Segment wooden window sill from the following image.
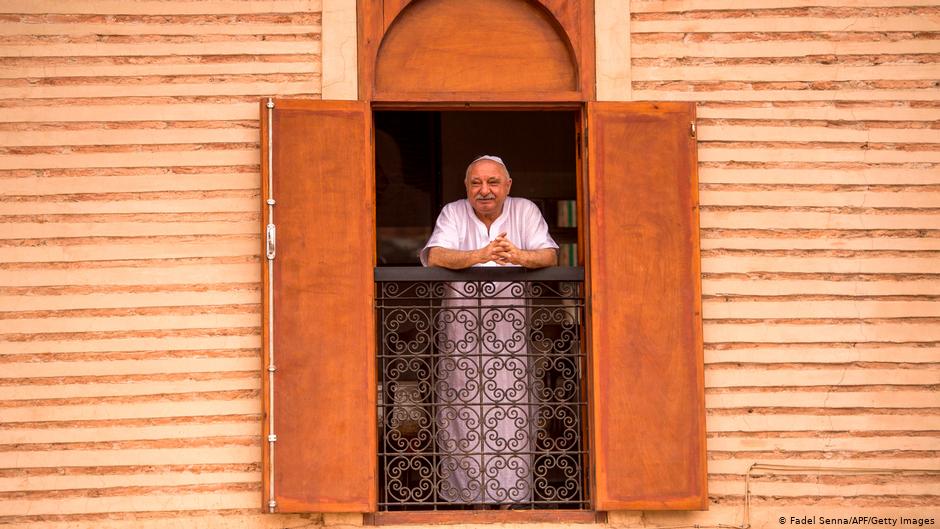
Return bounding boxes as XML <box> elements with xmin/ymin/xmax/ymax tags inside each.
<box><xmin>366</xmin><ymin>510</ymin><xmax>605</xmax><ymax>525</ymax></box>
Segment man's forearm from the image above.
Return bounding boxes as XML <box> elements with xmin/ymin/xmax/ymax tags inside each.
<box><xmin>516</xmin><ymin>248</ymin><xmax>557</xmax><ymax>268</ymax></box>
<box><xmin>427</xmin><ymin>246</ymin><xmax>557</xmax><ymax>269</ymax></box>
<box><xmin>426</xmin><ymin>247</ymin><xmax>482</xmax><ymax>269</ymax></box>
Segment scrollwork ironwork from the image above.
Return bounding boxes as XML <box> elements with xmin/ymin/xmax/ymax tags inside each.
<box><xmin>377</xmin><ymin>273</ymin><xmax>587</xmax><ymax>510</ymax></box>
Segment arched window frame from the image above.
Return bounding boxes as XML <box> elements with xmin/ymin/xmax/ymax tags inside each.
<box><xmin>260</xmin><ymin>0</ymin><xmax>707</xmax><ymax>519</ymax></box>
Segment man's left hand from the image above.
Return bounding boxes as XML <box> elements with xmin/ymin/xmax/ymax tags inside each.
<box><xmin>491</xmin><ymin>234</ymin><xmax>558</xmax><ymax>268</ymax></box>
<box><xmin>493</xmin><ymin>234</ymin><xmax>521</xmax><ymax>265</ymax></box>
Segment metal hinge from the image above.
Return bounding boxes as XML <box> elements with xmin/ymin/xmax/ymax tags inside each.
<box><xmin>690</xmin><ymin>121</ymin><xmax>697</xmax><ymax>138</ymax></box>
<box><xmin>266</xmin><ymin>223</ymin><xmax>276</xmax><ymax>260</ymax></box>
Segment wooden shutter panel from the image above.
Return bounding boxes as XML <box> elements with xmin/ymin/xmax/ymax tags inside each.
<box><xmin>587</xmin><ymin>102</ymin><xmax>707</xmax><ymax>510</ymax></box>
<box><xmin>262</xmin><ymin>100</ymin><xmax>376</xmax><ymax>512</ymax></box>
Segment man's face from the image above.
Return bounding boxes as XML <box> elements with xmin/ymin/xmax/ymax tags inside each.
<box><xmin>465</xmin><ymin>160</ymin><xmax>512</xmax><ymax>219</ymax></box>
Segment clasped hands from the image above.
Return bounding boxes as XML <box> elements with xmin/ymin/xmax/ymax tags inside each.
<box><xmin>477</xmin><ymin>232</ymin><xmax>522</xmax><ymax>266</ymax></box>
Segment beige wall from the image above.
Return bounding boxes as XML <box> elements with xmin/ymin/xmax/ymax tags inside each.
<box><xmin>1</xmin><ymin>0</ymin><xmax>938</xmax><ymax>527</ymax></box>
<box><xmin>628</xmin><ymin>1</ymin><xmax>940</xmax><ymax>525</ymax></box>
<box><xmin>0</xmin><ymin>0</ymin><xmax>320</xmax><ymax>526</ymax></box>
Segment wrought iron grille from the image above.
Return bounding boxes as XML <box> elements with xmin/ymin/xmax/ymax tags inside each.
<box><xmin>375</xmin><ymin>266</ymin><xmax>588</xmax><ymax>510</ymax></box>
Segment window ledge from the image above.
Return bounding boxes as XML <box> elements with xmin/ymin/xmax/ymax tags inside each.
<box><xmin>366</xmin><ymin>510</ymin><xmax>605</xmax><ymax>525</ymax></box>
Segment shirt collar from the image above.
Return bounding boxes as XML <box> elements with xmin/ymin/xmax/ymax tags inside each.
<box><xmin>467</xmin><ymin>196</ymin><xmax>511</xmax><ymax>238</ymax></box>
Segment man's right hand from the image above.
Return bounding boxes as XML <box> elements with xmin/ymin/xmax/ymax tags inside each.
<box><xmin>474</xmin><ymin>232</ymin><xmax>509</xmax><ymax>265</ymax></box>
<box><xmin>427</xmin><ymin>233</ymin><xmax>510</xmax><ymax>269</ymax></box>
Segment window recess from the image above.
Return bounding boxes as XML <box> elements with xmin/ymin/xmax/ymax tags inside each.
<box><xmin>261</xmin><ymin>99</ymin><xmax>706</xmax><ymax>515</ymax></box>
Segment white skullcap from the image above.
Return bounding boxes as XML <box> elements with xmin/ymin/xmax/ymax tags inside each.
<box><xmin>470</xmin><ymin>154</ymin><xmax>506</xmax><ymax>167</ymax></box>
<box><xmin>465</xmin><ymin>155</ymin><xmax>510</xmax><ymax>181</ymax></box>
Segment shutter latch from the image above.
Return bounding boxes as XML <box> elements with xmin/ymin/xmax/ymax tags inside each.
<box><xmin>690</xmin><ymin>121</ymin><xmax>696</xmax><ymax>138</ymax></box>
<box><xmin>266</xmin><ymin>221</ymin><xmax>276</xmax><ymax>260</ymax></box>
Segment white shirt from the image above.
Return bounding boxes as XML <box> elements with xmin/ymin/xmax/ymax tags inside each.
<box><xmin>421</xmin><ymin>195</ymin><xmax>557</xmax><ymax>502</ymax></box>
<box><xmin>420</xmin><ymin>196</ymin><xmax>558</xmax><ymax>266</ymax></box>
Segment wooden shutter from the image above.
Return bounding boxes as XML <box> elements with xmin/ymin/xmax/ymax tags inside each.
<box><xmin>586</xmin><ymin>102</ymin><xmax>706</xmax><ymax>510</ymax></box>
<box><xmin>261</xmin><ymin>100</ymin><xmax>376</xmax><ymax>512</ymax></box>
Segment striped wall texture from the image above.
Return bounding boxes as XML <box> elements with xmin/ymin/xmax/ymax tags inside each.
<box><xmin>1</xmin><ymin>1</ymin><xmax>320</xmax><ymax>527</ymax></box>
<box><xmin>627</xmin><ymin>0</ymin><xmax>940</xmax><ymax>526</ymax></box>
<box><xmin>1</xmin><ymin>0</ymin><xmax>938</xmax><ymax>528</ymax></box>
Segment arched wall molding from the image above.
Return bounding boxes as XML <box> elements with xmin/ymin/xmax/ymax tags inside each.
<box><xmin>358</xmin><ymin>0</ymin><xmax>595</xmax><ymax>102</ymax></box>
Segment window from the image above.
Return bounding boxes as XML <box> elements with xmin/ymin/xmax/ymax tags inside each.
<box><xmin>260</xmin><ymin>100</ymin><xmax>706</xmax><ymax>514</ymax></box>
<box><xmin>373</xmin><ymin>110</ymin><xmax>586</xmax><ymax>511</ymax></box>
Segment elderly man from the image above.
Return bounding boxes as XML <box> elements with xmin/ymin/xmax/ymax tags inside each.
<box><xmin>421</xmin><ymin>156</ymin><xmax>557</xmax><ymax>269</ymax></box>
<box><xmin>420</xmin><ymin>155</ymin><xmax>557</xmax><ymax>506</ymax></box>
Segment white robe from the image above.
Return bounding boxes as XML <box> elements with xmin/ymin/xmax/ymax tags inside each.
<box><xmin>421</xmin><ymin>197</ymin><xmax>558</xmax><ymax>503</ymax></box>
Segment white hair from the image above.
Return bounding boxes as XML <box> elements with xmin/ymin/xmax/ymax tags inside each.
<box><xmin>465</xmin><ymin>155</ymin><xmax>511</xmax><ymax>182</ymax></box>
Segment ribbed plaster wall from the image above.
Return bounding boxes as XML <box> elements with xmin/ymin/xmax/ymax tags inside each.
<box><xmin>1</xmin><ymin>1</ymin><xmax>320</xmax><ymax>527</ymax></box>
<box><xmin>621</xmin><ymin>1</ymin><xmax>939</xmax><ymax>527</ymax></box>
<box><xmin>0</xmin><ymin>0</ymin><xmax>938</xmax><ymax>528</ymax></box>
